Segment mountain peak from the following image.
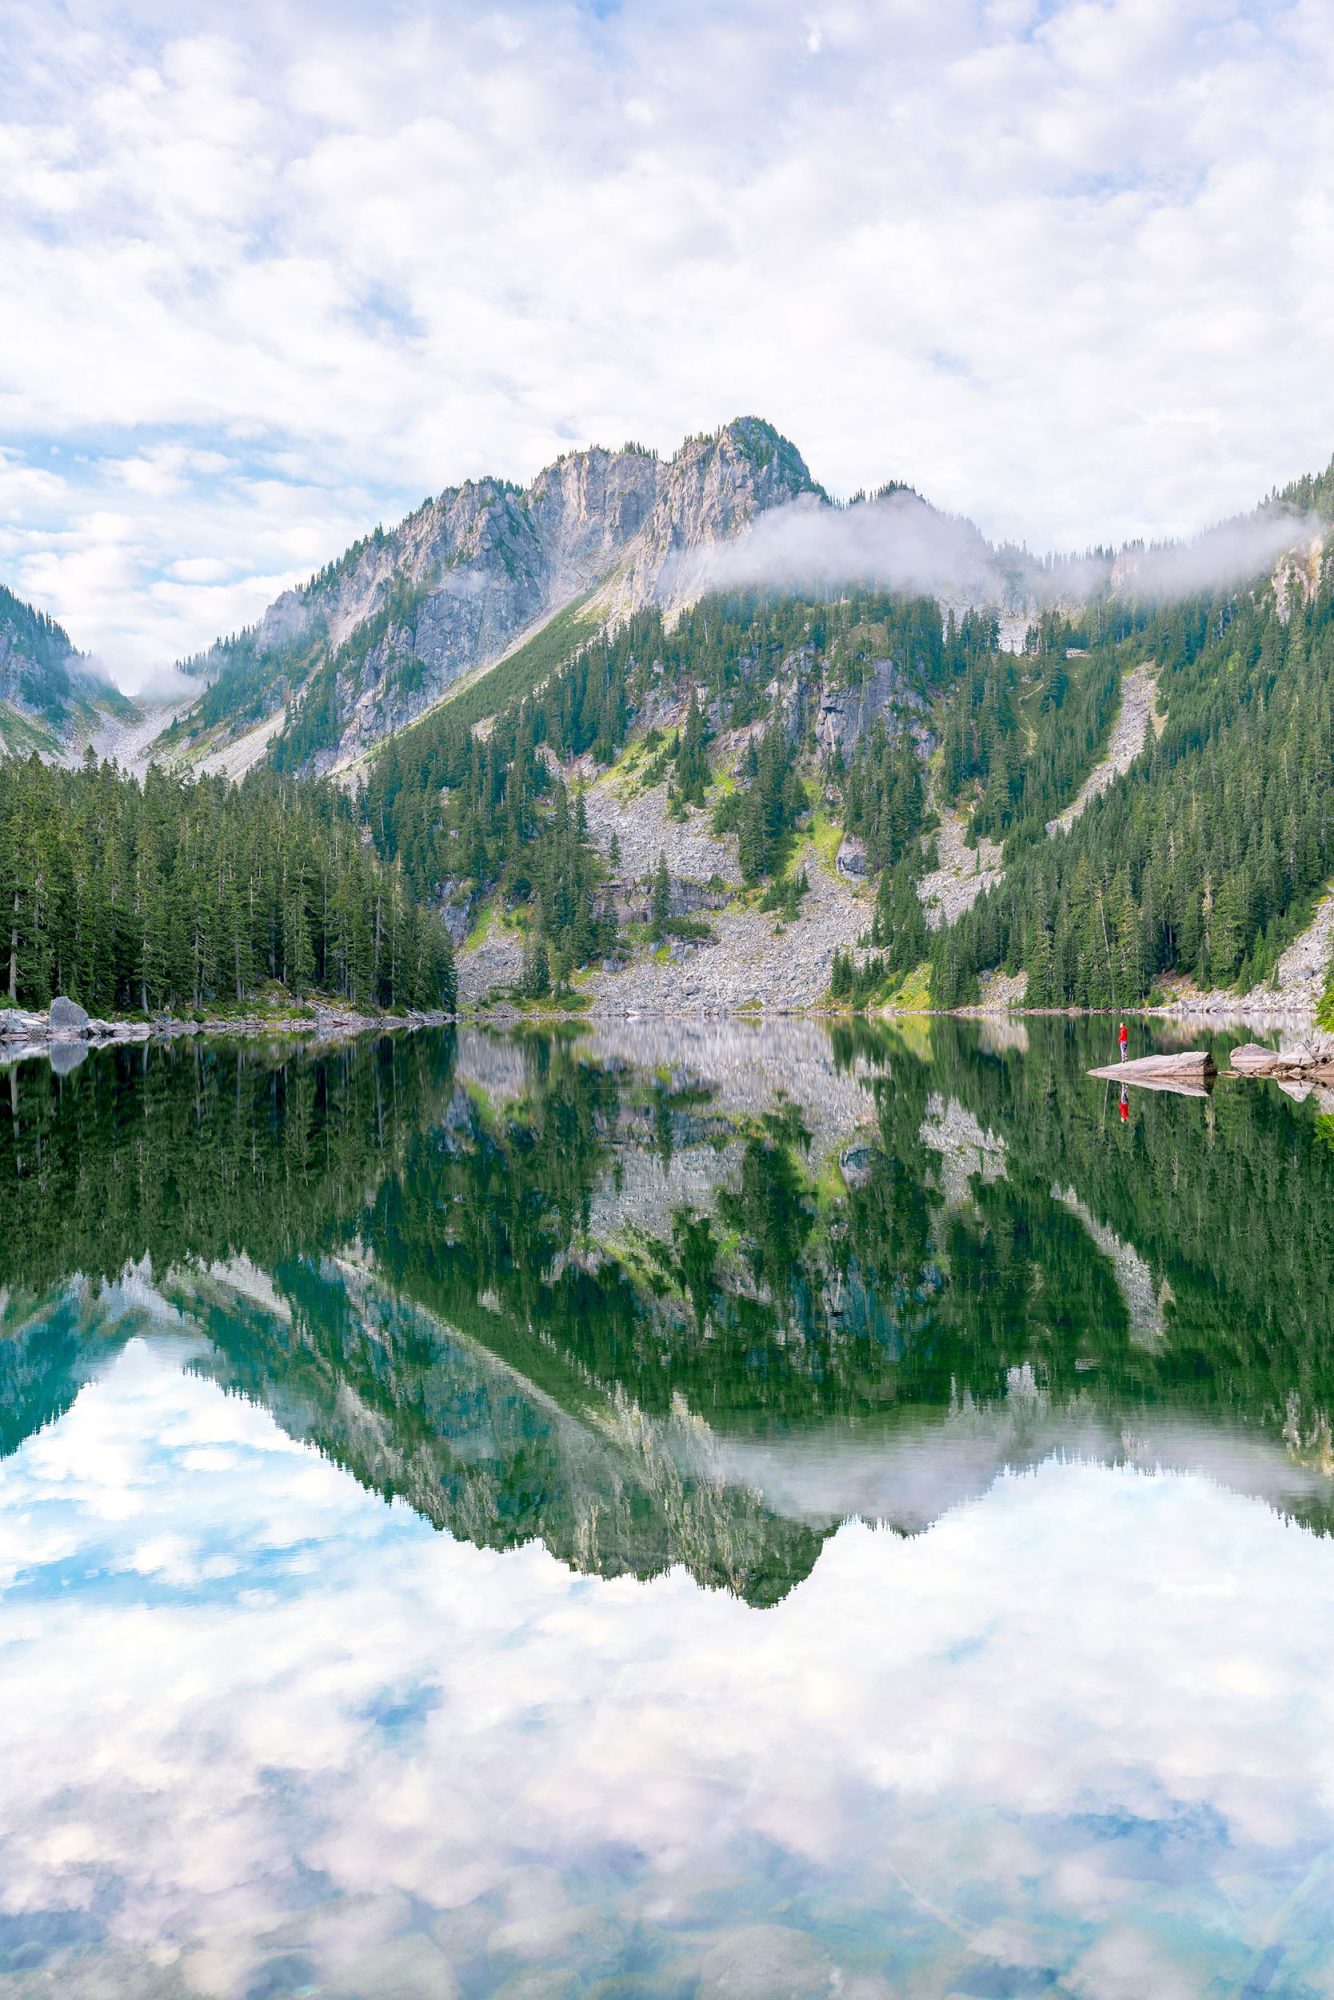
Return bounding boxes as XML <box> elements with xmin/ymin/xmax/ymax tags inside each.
<box><xmin>160</xmin><ymin>419</ymin><xmax>823</xmax><ymax>776</ymax></box>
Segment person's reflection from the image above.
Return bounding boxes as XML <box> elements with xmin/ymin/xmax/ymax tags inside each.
<box><xmin>1119</xmin><ymin>1083</ymin><xmax>1130</xmax><ymax>1124</ymax></box>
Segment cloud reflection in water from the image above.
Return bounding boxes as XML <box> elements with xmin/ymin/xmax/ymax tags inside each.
<box><xmin>0</xmin><ymin>1334</ymin><xmax>1332</xmax><ymax>1998</ymax></box>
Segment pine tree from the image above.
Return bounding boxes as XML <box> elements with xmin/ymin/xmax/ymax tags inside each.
<box><xmin>675</xmin><ymin>690</ymin><xmax>709</xmax><ymax>805</ymax></box>
<box><xmin>651</xmin><ymin>854</ymin><xmax>671</xmax><ymax>940</ymax></box>
<box><xmin>521</xmin><ymin>934</ymin><xmax>550</xmax><ymax>999</ymax></box>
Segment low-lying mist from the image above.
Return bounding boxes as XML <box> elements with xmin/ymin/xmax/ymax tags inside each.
<box><xmin>668</xmin><ymin>487</ymin><xmax>1326</xmax><ymax>615</ymax></box>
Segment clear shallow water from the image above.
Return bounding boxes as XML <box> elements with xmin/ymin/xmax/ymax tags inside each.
<box><xmin>2</xmin><ymin>1018</ymin><xmax>1334</xmax><ymax>1998</ymax></box>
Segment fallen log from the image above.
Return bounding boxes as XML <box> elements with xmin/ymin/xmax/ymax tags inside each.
<box><xmin>1088</xmin><ymin>1051</ymin><xmax>1216</xmax><ymax>1085</ymax></box>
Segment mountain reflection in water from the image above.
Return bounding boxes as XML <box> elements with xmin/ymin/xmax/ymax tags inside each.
<box><xmin>1</xmin><ymin>1018</ymin><xmax>1332</xmax><ymax>1997</ymax></box>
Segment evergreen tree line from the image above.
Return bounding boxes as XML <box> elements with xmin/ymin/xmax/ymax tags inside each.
<box><xmin>0</xmin><ymin>755</ymin><xmax>454</xmax><ymax>1016</ymax></box>
<box><xmin>712</xmin><ymin>726</ymin><xmax>808</xmax><ymax>882</ymax></box>
<box><xmin>364</xmin><ymin>700</ymin><xmax>616</xmax><ymax>974</ymax></box>
<box><xmin>838</xmin><ymin>721</ymin><xmax>926</xmax><ymax>871</ymax></box>
<box><xmin>941</xmin><ymin>645</ymin><xmax>1123</xmax><ymax>847</ymax></box>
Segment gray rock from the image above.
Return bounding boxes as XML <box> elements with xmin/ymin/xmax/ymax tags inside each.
<box><xmin>0</xmin><ymin>1008</ymin><xmax>48</xmax><ymax>1040</ymax></box>
<box><xmin>1230</xmin><ymin>1042</ymin><xmax>1283</xmax><ymax>1073</ymax></box>
<box><xmin>816</xmin><ymin>655</ymin><xmax>930</xmax><ymax>760</ymax></box>
<box><xmin>49</xmin><ymin>995</ymin><xmax>90</xmax><ymax>1034</ymax></box>
<box><xmin>48</xmin><ymin>1040</ymin><xmax>88</xmax><ymax>1076</ymax></box>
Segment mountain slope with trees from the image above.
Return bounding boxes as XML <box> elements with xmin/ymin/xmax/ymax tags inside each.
<box><xmin>349</xmin><ymin>451</ymin><xmax>1334</xmax><ymax>1013</ymax></box>
<box><xmin>0</xmin><ymin>582</ymin><xmax>135</xmax><ymax>759</ymax></box>
<box><xmin>11</xmin><ymin>423</ymin><xmax>1334</xmax><ymax>1020</ymax></box>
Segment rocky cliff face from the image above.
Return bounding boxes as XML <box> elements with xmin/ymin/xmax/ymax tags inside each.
<box><xmin>168</xmin><ymin>418</ymin><xmax>820</xmax><ymax>773</ymax></box>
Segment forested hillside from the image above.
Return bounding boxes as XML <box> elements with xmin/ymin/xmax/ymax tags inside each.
<box><xmin>10</xmin><ymin>428</ymin><xmax>1333</xmax><ymax>1019</ymax></box>
<box><xmin>936</xmin><ymin>576</ymin><xmax>1334</xmax><ymax>1007</ymax></box>
<box><xmin>349</xmin><ymin>457</ymin><xmax>1334</xmax><ymax>1012</ymax></box>
<box><xmin>0</xmin><ymin>582</ymin><xmax>135</xmax><ymax>757</ymax></box>
<box><xmin>0</xmin><ymin>756</ymin><xmax>454</xmax><ymax>1016</ymax></box>
<box><xmin>359</xmin><ymin>589</ymin><xmax>958</xmax><ymax>982</ymax></box>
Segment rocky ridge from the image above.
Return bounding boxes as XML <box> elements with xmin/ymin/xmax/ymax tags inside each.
<box><xmin>158</xmin><ymin>419</ymin><xmax>820</xmax><ymax>774</ymax></box>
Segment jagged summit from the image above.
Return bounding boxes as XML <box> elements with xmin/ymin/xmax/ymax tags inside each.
<box><xmin>160</xmin><ymin>417</ymin><xmax>820</xmax><ymax>776</ymax></box>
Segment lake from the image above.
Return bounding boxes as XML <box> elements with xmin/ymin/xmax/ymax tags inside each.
<box><xmin>2</xmin><ymin>1016</ymin><xmax>1332</xmax><ymax>1999</ymax></box>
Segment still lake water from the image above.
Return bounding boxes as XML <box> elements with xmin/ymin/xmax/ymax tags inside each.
<box><xmin>2</xmin><ymin>1016</ymin><xmax>1334</xmax><ymax>1999</ymax></box>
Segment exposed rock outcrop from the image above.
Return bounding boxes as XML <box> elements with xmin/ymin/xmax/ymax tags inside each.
<box><xmin>917</xmin><ymin>801</ymin><xmax>1004</xmax><ymax>930</ymax></box>
<box><xmin>814</xmin><ymin>656</ymin><xmax>931</xmax><ymax>761</ymax></box>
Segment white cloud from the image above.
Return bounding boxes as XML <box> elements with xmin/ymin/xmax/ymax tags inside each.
<box><xmin>0</xmin><ymin>0</ymin><xmax>1331</xmax><ymax>688</ymax></box>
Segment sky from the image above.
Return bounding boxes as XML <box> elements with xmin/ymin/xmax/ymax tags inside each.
<box><xmin>1</xmin><ymin>0</ymin><xmax>1331</xmax><ymax>690</ymax></box>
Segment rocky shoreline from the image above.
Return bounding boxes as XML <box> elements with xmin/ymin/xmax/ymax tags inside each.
<box><xmin>0</xmin><ymin>996</ymin><xmax>454</xmax><ymax>1069</ymax></box>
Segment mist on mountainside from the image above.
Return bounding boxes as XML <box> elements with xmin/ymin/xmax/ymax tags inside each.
<box><xmin>682</xmin><ymin>488</ymin><xmax>1001</xmax><ymax>606</ymax></box>
<box><xmin>675</xmin><ymin>481</ymin><xmax>1327</xmax><ymax>615</ymax></box>
<box><xmin>1108</xmin><ymin>508</ymin><xmax>1326</xmax><ymax>599</ymax></box>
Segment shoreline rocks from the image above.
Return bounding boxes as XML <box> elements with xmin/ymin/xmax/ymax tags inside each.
<box><xmin>1229</xmin><ymin>1034</ymin><xmax>1334</xmax><ymax>1078</ymax></box>
<box><xmin>0</xmin><ymin>998</ymin><xmax>454</xmax><ymax>1066</ymax></box>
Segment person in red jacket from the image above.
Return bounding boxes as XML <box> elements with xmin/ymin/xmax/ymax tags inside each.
<box><xmin>1118</xmin><ymin>1021</ymin><xmax>1129</xmax><ymax>1062</ymax></box>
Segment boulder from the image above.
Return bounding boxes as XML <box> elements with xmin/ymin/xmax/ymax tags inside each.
<box><xmin>1230</xmin><ymin>1043</ymin><xmax>1282</xmax><ymax>1074</ymax></box>
<box><xmin>48</xmin><ymin>995</ymin><xmax>90</xmax><ymax>1036</ymax></box>
<box><xmin>1279</xmin><ymin>1029</ymin><xmax>1334</xmax><ymax>1066</ymax></box>
<box><xmin>1230</xmin><ymin>1038</ymin><xmax>1334</xmax><ymax>1076</ymax></box>
<box><xmin>1089</xmin><ymin>1051</ymin><xmax>1215</xmax><ymax>1085</ymax></box>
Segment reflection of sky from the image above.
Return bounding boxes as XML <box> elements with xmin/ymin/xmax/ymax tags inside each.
<box><xmin>3</xmin><ymin>1338</ymin><xmax>1334</xmax><ymax>1999</ymax></box>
